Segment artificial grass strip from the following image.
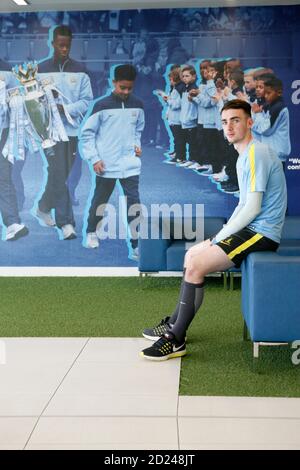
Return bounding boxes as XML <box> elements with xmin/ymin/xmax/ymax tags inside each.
<box><xmin>0</xmin><ymin>276</ymin><xmax>299</xmax><ymax>397</ymax></box>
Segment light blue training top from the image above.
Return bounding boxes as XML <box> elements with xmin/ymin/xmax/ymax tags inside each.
<box><xmin>236</xmin><ymin>139</ymin><xmax>287</xmax><ymax>243</ymax></box>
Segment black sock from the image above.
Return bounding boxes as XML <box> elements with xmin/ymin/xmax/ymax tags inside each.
<box><xmin>168</xmin><ymin>269</ymin><xmax>186</xmax><ymax>325</ymax></box>
<box><xmin>170</xmin><ymin>280</ymin><xmax>204</xmax><ymax>344</ymax></box>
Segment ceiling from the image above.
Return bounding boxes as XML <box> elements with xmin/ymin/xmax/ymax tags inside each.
<box><xmin>1</xmin><ymin>0</ymin><xmax>300</xmax><ymax>14</ymax></box>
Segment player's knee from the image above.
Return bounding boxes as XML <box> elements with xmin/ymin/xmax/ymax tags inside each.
<box><xmin>184</xmin><ymin>249</ymin><xmax>192</xmax><ymax>265</ymax></box>
<box><xmin>185</xmin><ymin>256</ymin><xmax>203</xmax><ymax>279</ymax></box>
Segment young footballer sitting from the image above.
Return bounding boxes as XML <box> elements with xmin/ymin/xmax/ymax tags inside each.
<box><xmin>141</xmin><ymin>99</ymin><xmax>287</xmax><ymax>361</ymax></box>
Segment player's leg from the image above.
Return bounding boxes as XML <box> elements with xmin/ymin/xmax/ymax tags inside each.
<box><xmin>141</xmin><ymin>240</ymin><xmax>234</xmax><ymax>360</ymax></box>
<box><xmin>85</xmin><ymin>176</ymin><xmax>116</xmax><ymax>248</ymax></box>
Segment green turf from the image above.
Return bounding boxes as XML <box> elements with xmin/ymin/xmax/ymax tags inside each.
<box><xmin>0</xmin><ymin>277</ymin><xmax>299</xmax><ymax>397</ymax></box>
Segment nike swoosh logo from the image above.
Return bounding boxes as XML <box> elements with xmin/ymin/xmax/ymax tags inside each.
<box><xmin>173</xmin><ymin>344</ymin><xmax>184</xmax><ymax>352</ymax></box>
<box><xmin>180</xmin><ymin>302</ymin><xmax>186</xmax><ymax>305</ymax></box>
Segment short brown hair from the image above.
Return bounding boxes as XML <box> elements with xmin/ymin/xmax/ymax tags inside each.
<box><xmin>221</xmin><ymin>99</ymin><xmax>251</xmax><ymax>118</ymax></box>
<box><xmin>169</xmin><ymin>69</ymin><xmax>181</xmax><ymax>84</ymax></box>
<box><xmin>181</xmin><ymin>65</ymin><xmax>196</xmax><ymax>76</ymax></box>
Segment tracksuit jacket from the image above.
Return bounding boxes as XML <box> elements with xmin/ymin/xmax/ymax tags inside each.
<box><xmin>80</xmin><ymin>92</ymin><xmax>145</xmax><ymax>179</ymax></box>
<box><xmin>38</xmin><ymin>58</ymin><xmax>93</xmax><ymax>137</ymax></box>
<box><xmin>252</xmin><ymin>97</ymin><xmax>291</xmax><ymax>161</ymax></box>
<box><xmin>180</xmin><ymin>82</ymin><xmax>198</xmax><ymax>129</ymax></box>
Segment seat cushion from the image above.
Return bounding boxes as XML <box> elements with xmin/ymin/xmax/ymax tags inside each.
<box><xmin>277</xmin><ymin>240</ymin><xmax>300</xmax><ymax>256</ymax></box>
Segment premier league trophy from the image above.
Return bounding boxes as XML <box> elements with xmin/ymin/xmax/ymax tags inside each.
<box><xmin>3</xmin><ymin>62</ymin><xmax>70</xmax><ymax>162</ymax></box>
<box><xmin>12</xmin><ymin>62</ymin><xmax>55</xmax><ymax>150</ymax></box>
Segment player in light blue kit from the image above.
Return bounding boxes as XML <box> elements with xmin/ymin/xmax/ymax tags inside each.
<box><xmin>141</xmin><ymin>99</ymin><xmax>287</xmax><ymax>361</ymax></box>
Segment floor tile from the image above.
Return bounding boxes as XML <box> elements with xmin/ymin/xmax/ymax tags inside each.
<box><xmin>26</xmin><ymin>443</ymin><xmax>179</xmax><ymax>450</ymax></box>
<box><xmin>178</xmin><ymin>417</ymin><xmax>300</xmax><ymax>448</ymax></box>
<box><xmin>0</xmin><ymin>338</ymin><xmax>88</xmax><ymax>416</ymax></box>
<box><xmin>75</xmin><ymin>338</ymin><xmax>163</xmax><ymax>363</ymax></box>
<box><xmin>179</xmin><ymin>396</ymin><xmax>300</xmax><ymax>419</ymax></box>
<box><xmin>44</xmin><ymin>338</ymin><xmax>181</xmax><ymax>417</ymax></box>
<box><xmin>44</xmin><ymin>393</ymin><xmax>177</xmax><ymax>417</ymax></box>
<box><xmin>180</xmin><ymin>444</ymin><xmax>300</xmax><ymax>450</ymax></box>
<box><xmin>0</xmin><ymin>417</ymin><xmax>37</xmax><ymax>448</ymax></box>
<box><xmin>0</xmin><ymin>338</ymin><xmax>88</xmax><ymax>364</ymax></box>
<box><xmin>0</xmin><ymin>393</ymin><xmax>52</xmax><ymax>417</ymax></box>
<box><xmin>44</xmin><ymin>361</ymin><xmax>179</xmax><ymax>395</ymax></box>
<box><xmin>26</xmin><ymin>417</ymin><xmax>178</xmax><ymax>449</ymax></box>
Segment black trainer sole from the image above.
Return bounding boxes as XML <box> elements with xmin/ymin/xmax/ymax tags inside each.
<box><xmin>64</xmin><ymin>233</ymin><xmax>77</xmax><ymax>240</ymax></box>
<box><xmin>140</xmin><ymin>349</ymin><xmax>187</xmax><ymax>361</ymax></box>
<box><xmin>7</xmin><ymin>226</ymin><xmax>29</xmax><ymax>241</ymax></box>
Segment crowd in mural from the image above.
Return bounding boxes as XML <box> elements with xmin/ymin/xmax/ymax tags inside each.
<box><xmin>0</xmin><ymin>7</ymin><xmax>299</xmax><ymax>35</ymax></box>
<box><xmin>158</xmin><ymin>59</ymin><xmax>290</xmax><ymax>195</ymax></box>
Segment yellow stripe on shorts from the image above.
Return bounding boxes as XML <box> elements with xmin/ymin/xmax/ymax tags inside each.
<box><xmin>227</xmin><ymin>233</ymin><xmax>263</xmax><ymax>260</ymax></box>
<box><xmin>249</xmin><ymin>143</ymin><xmax>256</xmax><ymax>192</ymax></box>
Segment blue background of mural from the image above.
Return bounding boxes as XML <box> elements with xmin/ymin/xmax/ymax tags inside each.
<box><xmin>0</xmin><ymin>5</ymin><xmax>299</xmax><ymax>267</ymax></box>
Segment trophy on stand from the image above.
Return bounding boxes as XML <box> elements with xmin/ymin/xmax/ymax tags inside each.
<box><xmin>12</xmin><ymin>62</ymin><xmax>55</xmax><ymax>150</ymax></box>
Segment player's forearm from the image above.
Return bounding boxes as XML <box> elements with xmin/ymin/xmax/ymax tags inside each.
<box><xmin>226</xmin><ymin>202</ymin><xmax>244</xmax><ymax>224</ymax></box>
<box><xmin>214</xmin><ymin>192</ymin><xmax>263</xmax><ymax>243</ymax></box>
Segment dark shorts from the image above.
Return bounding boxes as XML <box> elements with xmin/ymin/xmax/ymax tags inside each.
<box><xmin>216</xmin><ymin>227</ymin><xmax>279</xmax><ymax>268</ymax></box>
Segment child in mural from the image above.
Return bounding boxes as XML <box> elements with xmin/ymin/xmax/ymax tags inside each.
<box><xmin>252</xmin><ymin>72</ymin><xmax>275</xmax><ymax>109</ymax></box>
<box><xmin>251</xmin><ymin>76</ymin><xmax>291</xmax><ymax>164</ymax></box>
<box><xmin>36</xmin><ymin>25</ymin><xmax>93</xmax><ymax>240</ymax></box>
<box><xmin>177</xmin><ymin>65</ymin><xmax>198</xmax><ymax>168</ymax></box>
<box><xmin>244</xmin><ymin>69</ymin><xmax>257</xmax><ymax>103</ymax></box>
<box><xmin>0</xmin><ymin>60</ymin><xmax>29</xmax><ymax>242</ymax></box>
<box><xmin>214</xmin><ymin>63</ymin><xmax>241</xmax><ymax>194</ymax></box>
<box><xmin>191</xmin><ymin>62</ymin><xmax>225</xmax><ymax>179</ymax></box>
<box><xmin>158</xmin><ymin>65</ymin><xmax>185</xmax><ymax>165</ymax></box>
<box><xmin>227</xmin><ymin>69</ymin><xmax>247</xmax><ymax>100</ymax></box>
<box><xmin>188</xmin><ymin>59</ymin><xmax>217</xmax><ymax>172</ymax></box>
<box><xmin>80</xmin><ymin>64</ymin><xmax>145</xmax><ymax>261</ymax></box>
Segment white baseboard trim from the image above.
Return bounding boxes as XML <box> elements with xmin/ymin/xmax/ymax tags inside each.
<box><xmin>0</xmin><ymin>267</ymin><xmax>140</xmax><ymax>277</ymax></box>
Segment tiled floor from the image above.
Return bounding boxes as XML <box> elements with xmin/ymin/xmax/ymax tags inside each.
<box><xmin>0</xmin><ymin>338</ymin><xmax>299</xmax><ymax>450</ymax></box>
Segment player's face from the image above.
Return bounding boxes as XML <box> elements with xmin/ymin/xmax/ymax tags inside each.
<box><xmin>169</xmin><ymin>75</ymin><xmax>175</xmax><ymax>86</ymax></box>
<box><xmin>53</xmin><ymin>35</ymin><xmax>72</xmax><ymax>60</ymax></box>
<box><xmin>244</xmin><ymin>75</ymin><xmax>255</xmax><ymax>91</ymax></box>
<box><xmin>200</xmin><ymin>61</ymin><xmax>209</xmax><ymax>78</ymax></box>
<box><xmin>181</xmin><ymin>71</ymin><xmax>195</xmax><ymax>85</ymax></box>
<box><xmin>221</xmin><ymin>108</ymin><xmax>252</xmax><ymax>144</ymax></box>
<box><xmin>228</xmin><ymin>78</ymin><xmax>236</xmax><ymax>90</ymax></box>
<box><xmin>255</xmin><ymin>80</ymin><xmax>265</xmax><ymax>98</ymax></box>
<box><xmin>113</xmin><ymin>80</ymin><xmax>134</xmax><ymax>100</ymax></box>
<box><xmin>264</xmin><ymin>86</ymin><xmax>281</xmax><ymax>104</ymax></box>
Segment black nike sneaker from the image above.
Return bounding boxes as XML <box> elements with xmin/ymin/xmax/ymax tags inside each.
<box><xmin>142</xmin><ymin>316</ymin><xmax>172</xmax><ymax>341</ymax></box>
<box><xmin>140</xmin><ymin>333</ymin><xmax>186</xmax><ymax>361</ymax></box>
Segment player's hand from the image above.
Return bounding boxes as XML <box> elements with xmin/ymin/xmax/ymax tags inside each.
<box><xmin>223</xmin><ymin>86</ymin><xmax>230</xmax><ymax>97</ymax></box>
<box><xmin>235</xmin><ymin>91</ymin><xmax>248</xmax><ymax>101</ymax></box>
<box><xmin>251</xmin><ymin>103</ymin><xmax>262</xmax><ymax>113</ymax></box>
<box><xmin>189</xmin><ymin>89</ymin><xmax>200</xmax><ymax>97</ymax></box>
<box><xmin>93</xmin><ymin>160</ymin><xmax>105</xmax><ymax>174</ymax></box>
<box><xmin>215</xmin><ymin>78</ymin><xmax>225</xmax><ymax>90</ymax></box>
<box><xmin>135</xmin><ymin>146</ymin><xmax>142</xmax><ymax>157</ymax></box>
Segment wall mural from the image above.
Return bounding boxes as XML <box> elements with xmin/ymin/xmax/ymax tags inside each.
<box><xmin>0</xmin><ymin>6</ymin><xmax>299</xmax><ymax>267</ymax></box>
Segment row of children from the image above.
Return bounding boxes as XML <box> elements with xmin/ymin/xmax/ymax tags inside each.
<box><xmin>157</xmin><ymin>58</ymin><xmax>290</xmax><ymax>195</ymax></box>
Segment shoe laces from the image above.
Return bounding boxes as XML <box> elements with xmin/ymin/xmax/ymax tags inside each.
<box><xmin>154</xmin><ymin>335</ymin><xmax>173</xmax><ymax>353</ymax></box>
<box><xmin>153</xmin><ymin>317</ymin><xmax>170</xmax><ymax>335</ymax></box>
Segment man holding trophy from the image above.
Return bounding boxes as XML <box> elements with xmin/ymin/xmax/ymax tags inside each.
<box><xmin>36</xmin><ymin>25</ymin><xmax>93</xmax><ymax>240</ymax></box>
